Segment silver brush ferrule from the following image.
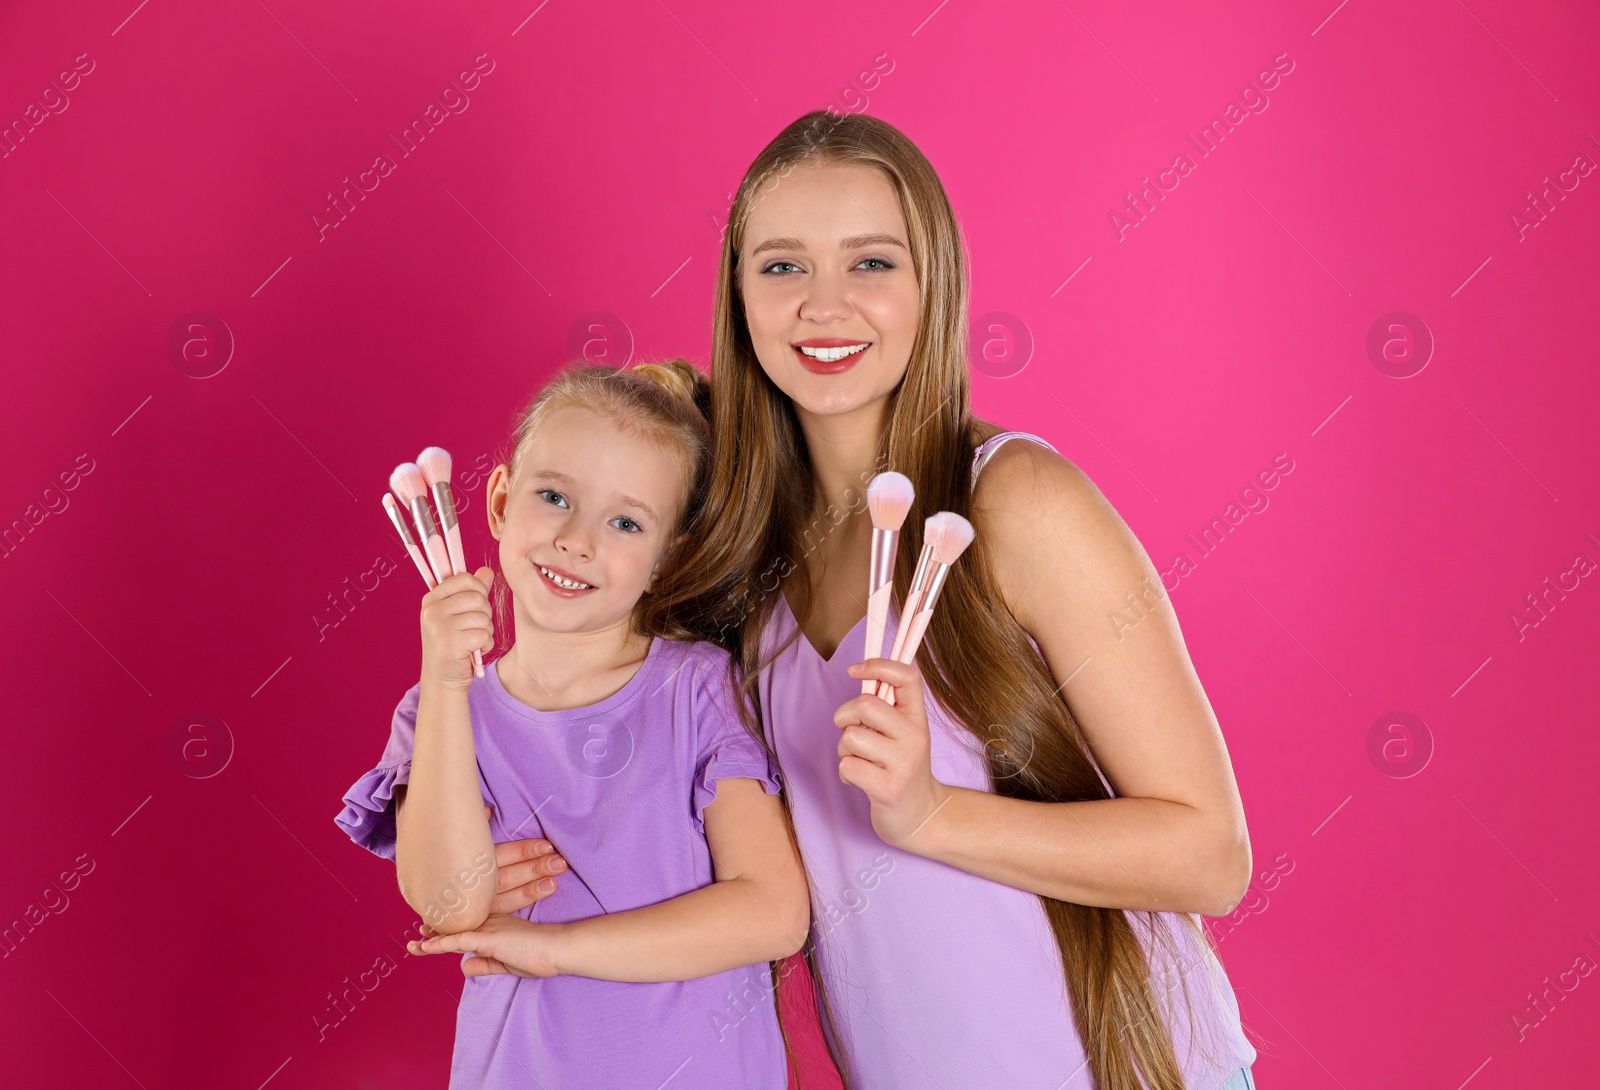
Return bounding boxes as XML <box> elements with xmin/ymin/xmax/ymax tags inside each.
<box><xmin>407</xmin><ymin>494</ymin><xmax>438</xmax><ymax>538</ymax></box>
<box><xmin>907</xmin><ymin>542</ymin><xmax>936</xmax><ymax>602</ymax></box>
<box><xmin>385</xmin><ymin>497</ymin><xmax>418</xmax><ymax>546</ymax></box>
<box><xmin>918</xmin><ymin>562</ymin><xmax>952</xmax><ymax>613</ymax></box>
<box><xmin>430</xmin><ymin>480</ymin><xmax>459</xmax><ymax>533</ymax></box>
<box><xmin>869</xmin><ymin>527</ymin><xmax>899</xmax><ymax>593</ymax></box>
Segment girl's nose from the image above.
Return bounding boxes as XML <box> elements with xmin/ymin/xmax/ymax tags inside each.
<box><xmin>552</xmin><ymin>521</ymin><xmax>595</xmax><ymax>561</ymax></box>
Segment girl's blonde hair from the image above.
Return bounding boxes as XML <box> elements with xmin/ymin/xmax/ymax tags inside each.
<box><xmin>488</xmin><ymin>358</ymin><xmax>712</xmax><ymax>659</ymax></box>
<box><xmin>649</xmin><ymin>110</ymin><xmax>1249</xmax><ymax>1090</ymax></box>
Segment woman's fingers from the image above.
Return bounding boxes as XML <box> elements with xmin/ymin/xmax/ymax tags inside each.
<box><xmin>837</xmin><ymin>724</ymin><xmax>892</xmax><ymax>769</ymax></box>
<box><xmin>851</xmin><ymin>659</ymin><xmax>928</xmax><ymax>717</ymax></box>
<box><xmin>489</xmin><ymin>836</ymin><xmax>567</xmax><ymax>914</ymax></box>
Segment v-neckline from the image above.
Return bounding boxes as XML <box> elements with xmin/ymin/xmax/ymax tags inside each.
<box><xmin>778</xmin><ymin>589</ymin><xmax>886</xmax><ymax>666</ymax></box>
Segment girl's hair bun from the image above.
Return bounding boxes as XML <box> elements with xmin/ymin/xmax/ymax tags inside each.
<box><xmin>631</xmin><ymin>358</ymin><xmax>712</xmax><ymax>425</ymax></box>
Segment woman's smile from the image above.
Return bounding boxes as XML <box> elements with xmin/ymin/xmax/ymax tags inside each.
<box><xmin>793</xmin><ymin>338</ymin><xmax>873</xmax><ymax>374</ymax></box>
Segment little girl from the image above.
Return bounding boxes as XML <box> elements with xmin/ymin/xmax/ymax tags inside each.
<box><xmin>335</xmin><ymin>360</ymin><xmax>808</xmax><ymax>1089</ymax></box>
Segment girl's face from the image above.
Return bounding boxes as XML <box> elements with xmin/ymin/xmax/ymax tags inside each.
<box><xmin>737</xmin><ymin>160</ymin><xmax>921</xmax><ymax>420</ymax></box>
<box><xmin>487</xmin><ymin>405</ymin><xmax>686</xmax><ymax>635</ymax></box>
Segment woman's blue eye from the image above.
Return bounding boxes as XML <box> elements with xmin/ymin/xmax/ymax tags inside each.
<box><xmin>760</xmin><ymin>257</ymin><xmax>894</xmax><ymax>274</ymax></box>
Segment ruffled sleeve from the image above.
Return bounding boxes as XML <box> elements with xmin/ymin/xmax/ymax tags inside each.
<box><xmin>336</xmin><ymin>760</ymin><xmax>412</xmax><ymax>860</ymax></box>
<box><xmin>690</xmin><ymin>652</ymin><xmax>782</xmax><ymax>837</ymax></box>
<box><xmin>334</xmin><ymin>682</ymin><xmax>422</xmax><ymax>860</ymax></box>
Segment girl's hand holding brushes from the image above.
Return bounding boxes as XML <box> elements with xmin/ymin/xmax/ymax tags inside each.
<box><xmin>418</xmin><ymin>565</ymin><xmax>497</xmax><ymax>694</ymax></box>
<box><xmin>388</xmin><ymin>449</ymin><xmax>486</xmax><ymax>678</ymax></box>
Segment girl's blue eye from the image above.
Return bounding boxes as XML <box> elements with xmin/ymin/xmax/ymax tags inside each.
<box><xmin>539</xmin><ymin>489</ymin><xmax>568</xmax><ymax>508</ymax></box>
<box><xmin>761</xmin><ymin>260</ymin><xmax>800</xmax><ymax>275</ymax></box>
<box><xmin>611</xmin><ymin>517</ymin><xmax>642</xmax><ymax>534</ymax></box>
<box><xmin>858</xmin><ymin>257</ymin><xmax>894</xmax><ymax>270</ymax></box>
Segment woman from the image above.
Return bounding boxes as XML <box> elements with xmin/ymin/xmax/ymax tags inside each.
<box><xmin>494</xmin><ymin>110</ymin><xmax>1261</xmax><ymax>1090</ymax></box>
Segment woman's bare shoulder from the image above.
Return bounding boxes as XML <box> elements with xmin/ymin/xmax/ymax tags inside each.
<box><xmin>969</xmin><ymin>440</ymin><xmax>1133</xmax><ymax>627</ymax></box>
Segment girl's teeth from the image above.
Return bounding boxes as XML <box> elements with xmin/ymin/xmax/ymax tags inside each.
<box><xmin>541</xmin><ymin>566</ymin><xmax>591</xmax><ymax>589</ymax></box>
<box><xmin>797</xmin><ymin>343</ymin><xmax>869</xmax><ymax>362</ymax></box>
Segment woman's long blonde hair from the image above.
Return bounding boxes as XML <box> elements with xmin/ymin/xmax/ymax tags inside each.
<box><xmin>646</xmin><ymin>110</ymin><xmax>1240</xmax><ymax>1090</ymax></box>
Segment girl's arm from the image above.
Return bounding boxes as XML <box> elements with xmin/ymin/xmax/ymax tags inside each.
<box><xmin>395</xmin><ymin>569</ymin><xmax>498</xmax><ymax>934</ymax></box>
<box><xmin>839</xmin><ymin>443</ymin><xmax>1253</xmax><ymax>918</ymax></box>
<box><xmin>549</xmin><ymin>776</ymin><xmax>809</xmax><ymax>981</ymax></box>
<box><xmin>411</xmin><ymin>776</ymin><xmax>809</xmax><ymax>981</ymax></box>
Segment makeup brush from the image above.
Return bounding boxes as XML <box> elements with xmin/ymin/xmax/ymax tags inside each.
<box><xmin>417</xmin><ymin>447</ymin><xmax>469</xmax><ymax>579</ymax></box>
<box><xmin>382</xmin><ymin>492</ymin><xmax>436</xmax><ymax>588</ymax></box>
<box><xmin>416</xmin><ymin>447</ymin><xmax>486</xmax><ymax>679</ymax></box>
<box><xmin>390</xmin><ymin>463</ymin><xmax>451</xmax><ymax>583</ymax></box>
<box><xmin>875</xmin><ymin>512</ymin><xmax>975</xmax><ymax>708</ymax></box>
<box><xmin>863</xmin><ymin>472</ymin><xmax>914</xmax><ymax>694</ymax></box>
<box><xmin>876</xmin><ymin>516</ymin><xmax>941</xmax><ymax>690</ymax></box>
<box><xmin>391</xmin><ymin>461</ymin><xmax>484</xmax><ymax>678</ymax></box>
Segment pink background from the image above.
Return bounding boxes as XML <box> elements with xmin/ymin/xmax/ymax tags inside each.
<box><xmin>3</xmin><ymin>0</ymin><xmax>1598</xmax><ymax>1086</ymax></box>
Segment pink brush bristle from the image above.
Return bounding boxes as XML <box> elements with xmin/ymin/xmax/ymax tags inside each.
<box><xmin>389</xmin><ymin>462</ymin><xmax>429</xmax><ymax>505</ymax></box>
<box><xmin>417</xmin><ymin>446</ymin><xmax>453</xmax><ymax>485</ymax></box>
<box><xmin>924</xmin><ymin>512</ymin><xmax>975</xmax><ymax>566</ymax></box>
<box><xmin>867</xmin><ymin>472</ymin><xmax>914</xmax><ymax>530</ymax></box>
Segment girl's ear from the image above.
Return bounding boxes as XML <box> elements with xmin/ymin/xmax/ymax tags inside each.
<box><xmin>485</xmin><ymin>463</ymin><xmax>512</xmax><ymax>540</ymax></box>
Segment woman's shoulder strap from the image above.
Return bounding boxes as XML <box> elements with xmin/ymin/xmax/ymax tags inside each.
<box><xmin>970</xmin><ymin>430</ymin><xmax>1059</xmax><ymax>492</ymax></box>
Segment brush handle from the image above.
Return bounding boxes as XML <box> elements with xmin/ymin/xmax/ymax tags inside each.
<box><xmin>439</xmin><ymin>520</ymin><xmax>484</xmax><ymax>678</ymax></box>
<box><xmin>445</xmin><ymin>523</ymin><xmax>468</xmax><ymax>580</ymax></box>
<box><xmin>874</xmin><ymin>582</ymin><xmax>926</xmax><ymax>702</ymax></box>
<box><xmin>862</xmin><ymin>581</ymin><xmax>894</xmax><ymax>695</ymax></box>
<box><xmin>423</xmin><ymin>532</ymin><xmax>451</xmax><ymax>584</ymax></box>
<box><xmin>877</xmin><ymin>606</ymin><xmax>934</xmax><ymax>707</ymax></box>
<box><xmin>430</xmin><ymin>527</ymin><xmax>486</xmax><ymax>679</ymax></box>
<box><xmin>405</xmin><ymin>542</ymin><xmax>437</xmax><ymax>588</ymax></box>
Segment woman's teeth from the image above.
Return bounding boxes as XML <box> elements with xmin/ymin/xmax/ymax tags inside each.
<box><xmin>539</xmin><ymin>565</ymin><xmax>593</xmax><ymax>590</ymax></box>
<box><xmin>796</xmin><ymin>343</ymin><xmax>869</xmax><ymax>362</ymax></box>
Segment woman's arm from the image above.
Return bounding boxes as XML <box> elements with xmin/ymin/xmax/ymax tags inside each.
<box><xmin>411</xmin><ymin>777</ymin><xmax>810</xmax><ymax>980</ymax></box>
<box><xmin>394</xmin><ymin>571</ymin><xmax>499</xmax><ymax>934</ymax></box>
<box><xmin>841</xmin><ymin>443</ymin><xmax>1252</xmax><ymax>918</ymax></box>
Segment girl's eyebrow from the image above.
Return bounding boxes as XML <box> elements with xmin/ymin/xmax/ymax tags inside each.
<box><xmin>750</xmin><ymin>232</ymin><xmax>908</xmax><ymax>256</ymax></box>
<box><xmin>529</xmin><ymin>469</ymin><xmax>658</xmax><ymax>521</ymax></box>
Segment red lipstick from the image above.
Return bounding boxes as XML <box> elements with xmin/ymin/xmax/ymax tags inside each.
<box><xmin>792</xmin><ymin>338</ymin><xmax>871</xmax><ymax>375</ymax></box>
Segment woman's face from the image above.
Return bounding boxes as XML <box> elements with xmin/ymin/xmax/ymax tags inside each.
<box><xmin>737</xmin><ymin>160</ymin><xmax>921</xmax><ymax>420</ymax></box>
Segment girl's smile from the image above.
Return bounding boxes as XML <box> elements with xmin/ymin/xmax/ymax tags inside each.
<box><xmin>535</xmin><ymin>562</ymin><xmax>598</xmax><ymax>596</ymax></box>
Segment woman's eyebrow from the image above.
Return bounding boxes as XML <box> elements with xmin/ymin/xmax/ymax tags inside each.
<box><xmin>750</xmin><ymin>232</ymin><xmax>907</xmax><ymax>256</ymax></box>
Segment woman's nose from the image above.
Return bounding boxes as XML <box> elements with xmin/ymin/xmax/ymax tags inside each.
<box><xmin>799</xmin><ymin>274</ymin><xmax>852</xmax><ymax>323</ymax></box>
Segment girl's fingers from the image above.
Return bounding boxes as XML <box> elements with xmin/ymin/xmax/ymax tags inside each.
<box><xmin>462</xmin><ymin>955</ymin><xmax>512</xmax><ymax>977</ymax></box>
<box><xmin>409</xmin><ymin>932</ymin><xmax>487</xmax><ymax>958</ymax></box>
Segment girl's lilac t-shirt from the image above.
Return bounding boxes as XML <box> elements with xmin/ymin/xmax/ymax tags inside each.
<box><xmin>335</xmin><ymin>636</ymin><xmax>787</xmax><ymax>1090</ymax></box>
